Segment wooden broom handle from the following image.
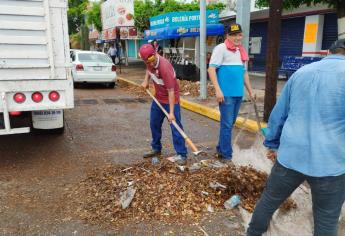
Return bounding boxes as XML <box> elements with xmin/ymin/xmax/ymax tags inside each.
<box><xmin>146</xmin><ymin>89</ymin><xmax>199</xmax><ymax>153</ymax></box>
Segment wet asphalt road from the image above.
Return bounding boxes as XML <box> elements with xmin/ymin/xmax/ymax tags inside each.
<box><xmin>0</xmin><ymin>84</ymin><xmax>252</xmax><ymax>235</ymax></box>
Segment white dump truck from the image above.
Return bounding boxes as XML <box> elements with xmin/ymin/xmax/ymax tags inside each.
<box><xmin>0</xmin><ymin>0</ymin><xmax>74</xmax><ymax>135</ymax></box>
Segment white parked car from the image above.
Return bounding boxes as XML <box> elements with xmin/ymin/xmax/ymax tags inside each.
<box><xmin>71</xmin><ymin>51</ymin><xmax>117</xmax><ymax>88</ymax></box>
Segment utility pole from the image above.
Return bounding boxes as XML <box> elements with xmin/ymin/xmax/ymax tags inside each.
<box><xmin>264</xmin><ymin>0</ymin><xmax>283</xmax><ymax>121</ymax></box>
<box><xmin>199</xmin><ymin>0</ymin><xmax>207</xmax><ymax>99</ymax></box>
<box><xmin>236</xmin><ymin>0</ymin><xmax>251</xmax><ymax>102</ymax></box>
<box><xmin>236</xmin><ymin>0</ymin><xmax>250</xmax><ymax>53</ymax></box>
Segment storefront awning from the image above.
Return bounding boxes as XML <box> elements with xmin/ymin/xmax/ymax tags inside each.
<box><xmin>96</xmin><ymin>39</ymin><xmax>105</xmax><ymax>44</ymax></box>
<box><xmin>144</xmin><ymin>24</ymin><xmax>224</xmax><ymax>40</ymax></box>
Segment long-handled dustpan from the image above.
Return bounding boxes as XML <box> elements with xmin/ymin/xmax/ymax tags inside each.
<box><xmin>251</xmin><ymin>97</ymin><xmax>267</xmax><ymax>136</ymax></box>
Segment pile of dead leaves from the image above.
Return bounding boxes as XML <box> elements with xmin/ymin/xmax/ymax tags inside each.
<box><xmin>179</xmin><ymin>80</ymin><xmax>216</xmax><ymax>97</ymax></box>
<box><xmin>117</xmin><ymin>80</ymin><xmax>150</xmax><ymax>98</ymax></box>
<box><xmin>117</xmin><ymin>79</ymin><xmax>215</xmax><ymax>98</ymax></box>
<box><xmin>67</xmin><ymin>160</ymin><xmax>296</xmax><ymax>226</ymax></box>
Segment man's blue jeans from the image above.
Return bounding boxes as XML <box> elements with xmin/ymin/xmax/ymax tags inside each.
<box><xmin>247</xmin><ymin>161</ymin><xmax>345</xmax><ymax>236</ymax></box>
<box><xmin>216</xmin><ymin>96</ymin><xmax>242</xmax><ymax>159</ymax></box>
<box><xmin>150</xmin><ymin>101</ymin><xmax>187</xmax><ymax>158</ymax></box>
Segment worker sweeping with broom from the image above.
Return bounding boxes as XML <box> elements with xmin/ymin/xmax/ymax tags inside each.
<box><xmin>139</xmin><ymin>44</ymin><xmax>188</xmax><ymax>165</ymax></box>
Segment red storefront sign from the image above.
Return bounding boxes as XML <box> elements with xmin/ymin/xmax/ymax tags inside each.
<box><xmin>102</xmin><ymin>30</ymin><xmax>109</xmax><ymax>40</ymax></box>
<box><xmin>102</xmin><ymin>27</ymin><xmax>138</xmax><ymax>40</ymax></box>
<box><xmin>89</xmin><ymin>30</ymin><xmax>100</xmax><ymax>40</ymax></box>
<box><xmin>128</xmin><ymin>27</ymin><xmax>137</xmax><ymax>37</ymax></box>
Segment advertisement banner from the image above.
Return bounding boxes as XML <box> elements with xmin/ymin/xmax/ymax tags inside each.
<box><xmin>101</xmin><ymin>0</ymin><xmax>134</xmax><ymax>30</ymax></box>
<box><xmin>102</xmin><ymin>27</ymin><xmax>138</xmax><ymax>40</ymax></box>
<box><xmin>144</xmin><ymin>24</ymin><xmax>224</xmax><ymax>40</ymax></box>
<box><xmin>150</xmin><ymin>10</ymin><xmax>219</xmax><ymax>29</ymax></box>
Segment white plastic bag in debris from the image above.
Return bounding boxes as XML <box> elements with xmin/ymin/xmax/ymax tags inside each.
<box><xmin>232</xmin><ymin>137</ymin><xmax>345</xmax><ymax>236</ymax></box>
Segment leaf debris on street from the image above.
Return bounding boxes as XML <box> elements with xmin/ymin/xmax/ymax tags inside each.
<box><xmin>117</xmin><ymin>79</ymin><xmax>216</xmax><ymax>98</ymax></box>
<box><xmin>68</xmin><ymin>159</ymin><xmax>296</xmax><ymax>226</ymax></box>
<box><xmin>179</xmin><ymin>80</ymin><xmax>216</xmax><ymax>97</ymax></box>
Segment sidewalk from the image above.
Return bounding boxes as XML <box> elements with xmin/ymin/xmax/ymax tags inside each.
<box><xmin>117</xmin><ymin>62</ymin><xmax>286</xmax><ymax>133</ymax></box>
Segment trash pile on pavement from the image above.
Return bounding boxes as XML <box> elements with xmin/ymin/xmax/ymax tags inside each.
<box><xmin>180</xmin><ymin>80</ymin><xmax>216</xmax><ymax>97</ymax></box>
<box><xmin>68</xmin><ymin>159</ymin><xmax>296</xmax><ymax>226</ymax></box>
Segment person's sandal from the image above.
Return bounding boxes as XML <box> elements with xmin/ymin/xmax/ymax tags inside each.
<box><xmin>172</xmin><ymin>154</ymin><xmax>187</xmax><ymax>165</ymax></box>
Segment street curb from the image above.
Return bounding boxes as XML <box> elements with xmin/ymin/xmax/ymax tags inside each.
<box><xmin>117</xmin><ymin>77</ymin><xmax>267</xmax><ymax>133</ymax></box>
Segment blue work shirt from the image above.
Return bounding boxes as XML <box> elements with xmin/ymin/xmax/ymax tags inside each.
<box><xmin>264</xmin><ymin>54</ymin><xmax>345</xmax><ymax>177</ymax></box>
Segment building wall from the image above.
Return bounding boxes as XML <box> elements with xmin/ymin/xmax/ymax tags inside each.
<box><xmin>249</xmin><ymin>12</ymin><xmax>338</xmax><ymax>72</ymax></box>
<box><xmin>127</xmin><ymin>40</ymin><xmax>136</xmax><ymax>58</ymax></box>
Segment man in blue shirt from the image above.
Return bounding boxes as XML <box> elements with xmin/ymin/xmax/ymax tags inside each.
<box><xmin>247</xmin><ymin>39</ymin><xmax>345</xmax><ymax>236</ymax></box>
<box><xmin>208</xmin><ymin>23</ymin><xmax>254</xmax><ymax>162</ymax></box>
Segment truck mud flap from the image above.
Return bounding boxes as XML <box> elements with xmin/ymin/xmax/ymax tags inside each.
<box><xmin>32</xmin><ymin>110</ymin><xmax>64</xmax><ymax>129</ymax></box>
<box><xmin>0</xmin><ymin>92</ymin><xmax>30</xmax><ymax>135</ymax></box>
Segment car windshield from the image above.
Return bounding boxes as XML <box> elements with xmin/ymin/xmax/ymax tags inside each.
<box><xmin>78</xmin><ymin>53</ymin><xmax>112</xmax><ymax>63</ymax></box>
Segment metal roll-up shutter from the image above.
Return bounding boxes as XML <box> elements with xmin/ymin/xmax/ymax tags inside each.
<box><xmin>322</xmin><ymin>13</ymin><xmax>338</xmax><ymax>50</ymax></box>
<box><xmin>249</xmin><ymin>21</ymin><xmax>267</xmax><ymax>72</ymax></box>
<box><xmin>249</xmin><ymin>16</ymin><xmax>305</xmax><ymax>72</ymax></box>
<box><xmin>279</xmin><ymin>16</ymin><xmax>305</xmax><ymax>61</ymax></box>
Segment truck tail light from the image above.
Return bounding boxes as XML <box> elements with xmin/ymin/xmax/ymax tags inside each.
<box><xmin>32</xmin><ymin>92</ymin><xmax>43</xmax><ymax>103</ymax></box>
<box><xmin>13</xmin><ymin>93</ymin><xmax>26</xmax><ymax>103</ymax></box>
<box><xmin>111</xmin><ymin>65</ymin><xmax>116</xmax><ymax>72</ymax></box>
<box><xmin>10</xmin><ymin>111</ymin><xmax>22</xmax><ymax>116</ymax></box>
<box><xmin>49</xmin><ymin>91</ymin><xmax>60</xmax><ymax>102</ymax></box>
<box><xmin>76</xmin><ymin>64</ymin><xmax>84</xmax><ymax>71</ymax></box>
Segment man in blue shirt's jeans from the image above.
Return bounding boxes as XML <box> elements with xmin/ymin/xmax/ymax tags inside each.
<box><xmin>247</xmin><ymin>39</ymin><xmax>345</xmax><ymax>236</ymax></box>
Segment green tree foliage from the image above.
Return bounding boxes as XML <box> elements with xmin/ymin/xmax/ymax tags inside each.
<box><xmin>86</xmin><ymin>2</ymin><xmax>102</xmax><ymax>32</ymax></box>
<box><xmin>134</xmin><ymin>0</ymin><xmax>226</xmax><ymax>33</ymax></box>
<box><xmin>255</xmin><ymin>0</ymin><xmax>345</xmax><ymax>17</ymax></box>
<box><xmin>68</xmin><ymin>0</ymin><xmax>88</xmax><ymax>35</ymax></box>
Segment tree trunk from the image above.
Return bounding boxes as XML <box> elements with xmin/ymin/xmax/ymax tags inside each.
<box><xmin>80</xmin><ymin>24</ymin><xmax>90</xmax><ymax>50</ymax></box>
<box><xmin>263</xmin><ymin>0</ymin><xmax>283</xmax><ymax>122</ymax></box>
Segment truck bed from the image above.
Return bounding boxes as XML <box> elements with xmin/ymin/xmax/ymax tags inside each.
<box><xmin>0</xmin><ymin>0</ymin><xmax>70</xmax><ymax>81</ymax></box>
<box><xmin>0</xmin><ymin>0</ymin><xmax>73</xmax><ymax>135</ymax></box>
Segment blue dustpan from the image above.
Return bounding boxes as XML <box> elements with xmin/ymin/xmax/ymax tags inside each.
<box><xmin>261</xmin><ymin>127</ymin><xmax>268</xmax><ymax>137</ymax></box>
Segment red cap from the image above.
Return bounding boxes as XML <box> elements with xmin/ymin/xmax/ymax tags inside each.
<box><xmin>139</xmin><ymin>44</ymin><xmax>156</xmax><ymax>61</ymax></box>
